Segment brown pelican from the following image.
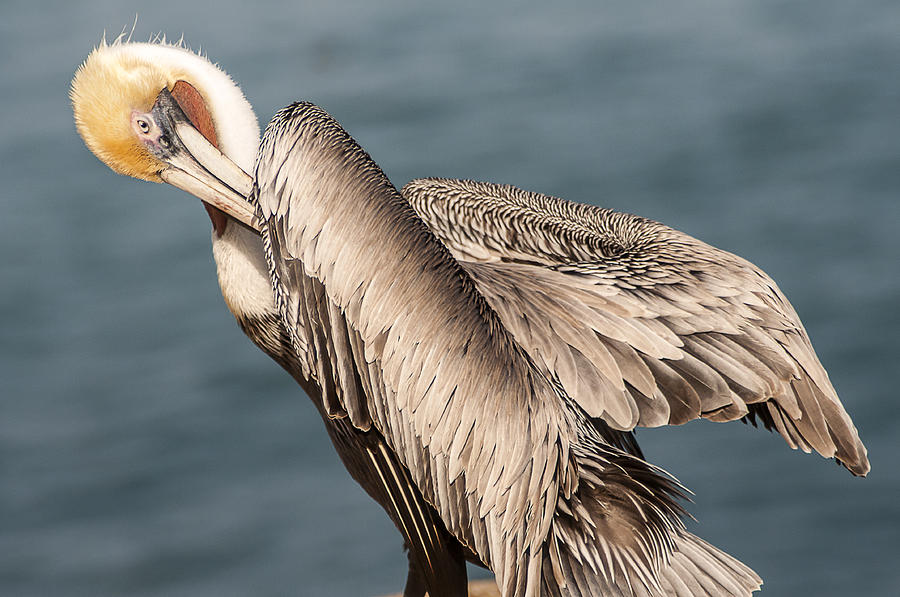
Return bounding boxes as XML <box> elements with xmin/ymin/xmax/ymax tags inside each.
<box><xmin>71</xmin><ymin>39</ymin><xmax>868</xmax><ymax>597</ymax></box>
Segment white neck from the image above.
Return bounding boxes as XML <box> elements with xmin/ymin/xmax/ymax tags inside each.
<box><xmin>211</xmin><ymin>220</ymin><xmax>275</xmax><ymax>320</ymax></box>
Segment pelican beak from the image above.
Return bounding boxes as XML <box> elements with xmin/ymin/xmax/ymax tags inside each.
<box><xmin>142</xmin><ymin>88</ymin><xmax>258</xmax><ymax>231</ymax></box>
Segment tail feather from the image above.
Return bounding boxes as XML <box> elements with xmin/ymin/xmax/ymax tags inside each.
<box><xmin>660</xmin><ymin>533</ymin><xmax>762</xmax><ymax>596</ymax></box>
<box><xmin>542</xmin><ymin>528</ymin><xmax>761</xmax><ymax>596</ymax></box>
<box><xmin>539</xmin><ymin>439</ymin><xmax>761</xmax><ymax>596</ymax></box>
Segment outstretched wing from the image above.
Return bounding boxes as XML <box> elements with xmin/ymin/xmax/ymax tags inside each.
<box><xmin>403</xmin><ymin>178</ymin><xmax>869</xmax><ymax>476</ymax></box>
<box><xmin>251</xmin><ymin>104</ymin><xmax>759</xmax><ymax>596</ymax></box>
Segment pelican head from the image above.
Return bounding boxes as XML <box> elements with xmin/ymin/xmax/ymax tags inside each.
<box><xmin>71</xmin><ymin>39</ymin><xmax>260</xmax><ymax>227</ymax></box>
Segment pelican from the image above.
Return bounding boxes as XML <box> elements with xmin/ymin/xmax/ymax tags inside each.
<box><xmin>71</xmin><ymin>39</ymin><xmax>868</xmax><ymax>597</ymax></box>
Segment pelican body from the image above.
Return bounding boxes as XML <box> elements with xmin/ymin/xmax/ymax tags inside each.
<box><xmin>71</xmin><ymin>40</ymin><xmax>867</xmax><ymax>597</ymax></box>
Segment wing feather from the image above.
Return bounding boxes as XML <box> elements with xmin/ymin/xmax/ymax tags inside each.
<box><xmin>252</xmin><ymin>103</ymin><xmax>764</xmax><ymax>595</ymax></box>
<box><xmin>255</xmin><ymin>104</ymin><xmax>565</xmax><ymax>593</ymax></box>
<box><xmin>403</xmin><ymin>177</ymin><xmax>869</xmax><ymax>475</ymax></box>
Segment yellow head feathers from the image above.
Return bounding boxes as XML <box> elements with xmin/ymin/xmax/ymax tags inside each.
<box><xmin>72</xmin><ymin>41</ymin><xmax>183</xmax><ymax>182</ymax></box>
<box><xmin>71</xmin><ymin>39</ymin><xmax>260</xmax><ymax>183</ymax></box>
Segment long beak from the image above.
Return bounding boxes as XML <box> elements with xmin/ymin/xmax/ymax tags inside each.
<box><xmin>148</xmin><ymin>88</ymin><xmax>259</xmax><ymax>231</ymax></box>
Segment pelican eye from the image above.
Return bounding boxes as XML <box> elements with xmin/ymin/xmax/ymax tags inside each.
<box><xmin>137</xmin><ymin>118</ymin><xmax>151</xmax><ymax>134</ymax></box>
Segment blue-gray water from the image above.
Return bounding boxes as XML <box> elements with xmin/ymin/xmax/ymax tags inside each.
<box><xmin>1</xmin><ymin>1</ymin><xmax>898</xmax><ymax>595</ymax></box>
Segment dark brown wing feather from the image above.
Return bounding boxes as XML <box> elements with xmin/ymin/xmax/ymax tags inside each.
<box><xmin>403</xmin><ymin>177</ymin><xmax>868</xmax><ymax>476</ymax></box>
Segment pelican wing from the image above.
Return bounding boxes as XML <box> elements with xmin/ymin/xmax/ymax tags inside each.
<box><xmin>251</xmin><ymin>104</ymin><xmax>759</xmax><ymax>595</ymax></box>
<box><xmin>403</xmin><ymin>178</ymin><xmax>869</xmax><ymax>476</ymax></box>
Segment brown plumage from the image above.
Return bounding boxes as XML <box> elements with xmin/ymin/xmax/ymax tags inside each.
<box><xmin>72</xmin><ymin>41</ymin><xmax>868</xmax><ymax>596</ymax></box>
<box><xmin>403</xmin><ymin>178</ymin><xmax>868</xmax><ymax>475</ymax></box>
<box><xmin>249</xmin><ymin>102</ymin><xmax>767</xmax><ymax>596</ymax></box>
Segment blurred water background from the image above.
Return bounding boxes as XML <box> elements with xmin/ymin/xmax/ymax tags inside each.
<box><xmin>1</xmin><ymin>0</ymin><xmax>898</xmax><ymax>595</ymax></box>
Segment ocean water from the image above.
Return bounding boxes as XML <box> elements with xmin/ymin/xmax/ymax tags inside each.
<box><xmin>1</xmin><ymin>1</ymin><xmax>898</xmax><ymax>595</ymax></box>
